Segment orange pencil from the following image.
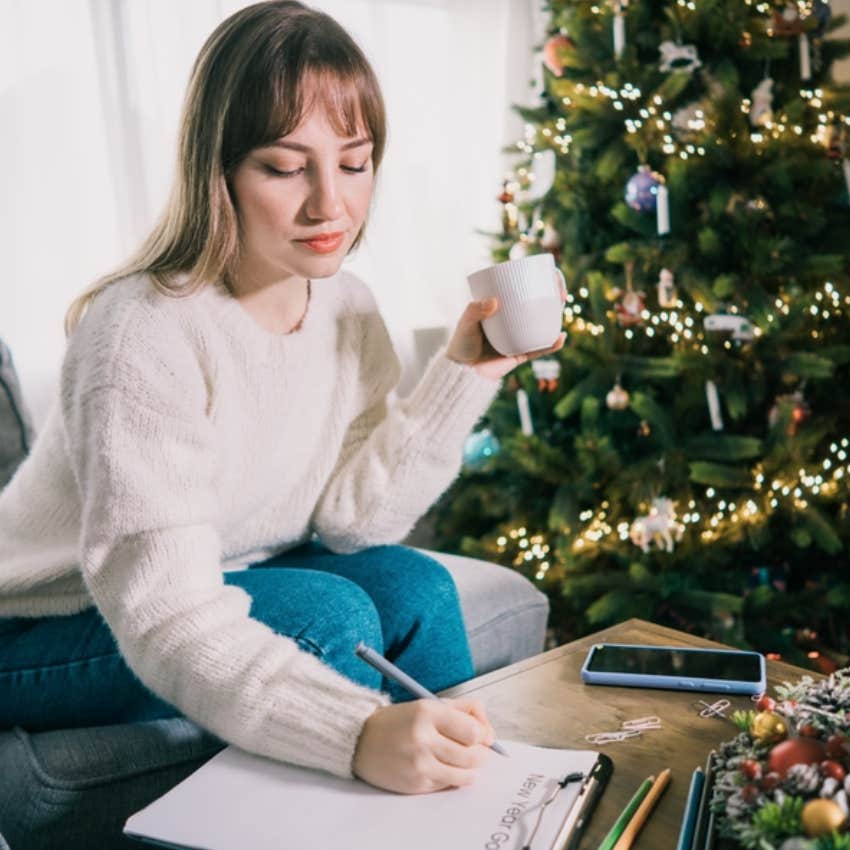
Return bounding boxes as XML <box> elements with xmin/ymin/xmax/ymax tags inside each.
<box><xmin>611</xmin><ymin>768</ymin><xmax>672</xmax><ymax>850</ymax></box>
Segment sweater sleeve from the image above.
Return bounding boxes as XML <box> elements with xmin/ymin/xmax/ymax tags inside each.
<box><xmin>61</xmin><ymin>295</ymin><xmax>388</xmax><ymax>778</ymax></box>
<box><xmin>311</xmin><ymin>284</ymin><xmax>500</xmax><ymax>553</ymax></box>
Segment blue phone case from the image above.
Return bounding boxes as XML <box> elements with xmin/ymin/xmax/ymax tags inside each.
<box><xmin>579</xmin><ymin>643</ymin><xmax>766</xmax><ymax>695</ymax></box>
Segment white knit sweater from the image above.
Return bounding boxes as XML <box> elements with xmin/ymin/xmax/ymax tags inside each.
<box><xmin>0</xmin><ymin>270</ymin><xmax>499</xmax><ymax>778</ymax></box>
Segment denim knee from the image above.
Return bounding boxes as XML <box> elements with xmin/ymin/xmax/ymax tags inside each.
<box><xmin>243</xmin><ymin>571</ymin><xmax>385</xmax><ymax>692</ymax></box>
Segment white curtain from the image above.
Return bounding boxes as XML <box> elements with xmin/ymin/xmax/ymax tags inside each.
<box><xmin>1</xmin><ymin>0</ymin><xmax>546</xmax><ymax>424</ymax></box>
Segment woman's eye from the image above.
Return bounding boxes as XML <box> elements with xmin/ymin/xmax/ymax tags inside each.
<box><xmin>264</xmin><ymin>165</ymin><xmax>303</xmax><ymax>177</ymax></box>
<box><xmin>262</xmin><ymin>162</ymin><xmax>370</xmax><ymax>177</ymax></box>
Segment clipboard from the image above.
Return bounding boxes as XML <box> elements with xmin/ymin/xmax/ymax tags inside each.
<box><xmin>125</xmin><ymin>741</ymin><xmax>612</xmax><ymax>850</ymax></box>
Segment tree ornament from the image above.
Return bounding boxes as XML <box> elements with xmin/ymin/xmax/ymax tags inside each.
<box><xmin>625</xmin><ymin>165</ymin><xmax>664</xmax><ymax>213</ymax></box>
<box><xmin>606</xmin><ymin>382</ymin><xmax>630</xmax><ymax>411</ymax></box>
<box><xmin>767</xmin><ymin>737</ymin><xmax>827</xmax><ymax>776</ymax></box>
<box><xmin>772</xmin><ymin>3</ymin><xmax>806</xmax><ymax>36</ymax></box>
<box><xmin>703</xmin><ymin>311</ymin><xmax>755</xmax><ymax>343</ymax></box>
<box><xmin>705</xmin><ymin>379</ymin><xmax>724</xmax><ymax>432</ymax></box>
<box><xmin>516</xmin><ymin>389</ymin><xmax>534</xmax><ymax>437</ymax></box>
<box><xmin>741</xmin><ymin>759</ymin><xmax>763</xmax><ymax>780</ymax></box>
<box><xmin>672</xmin><ymin>102</ymin><xmax>706</xmax><ymax>140</ymax></box>
<box><xmin>624</xmin><ymin>165</ymin><xmax>669</xmax><ymax>233</ymax></box>
<box><xmin>637</xmin><ymin>419</ymin><xmax>651</xmax><ymax>438</ymax></box>
<box><xmin>543</xmin><ymin>33</ymin><xmax>575</xmax><ymax>77</ymax></box>
<box><xmin>462</xmin><ymin>428</ymin><xmax>500</xmax><ymax>470</ymax></box>
<box><xmin>531</xmin><ymin>358</ymin><xmax>561</xmax><ymax>392</ymax></box>
<box><xmin>751</xmin><ymin>711</ymin><xmax>789</xmax><ymax>744</ymax></box>
<box><xmin>800</xmin><ymin>798</ymin><xmax>847</xmax><ymax>837</ymax></box>
<box><xmin>768</xmin><ymin>390</ymin><xmax>810</xmax><ymax>436</ymax></box>
<box><xmin>509</xmin><ymin>238</ymin><xmax>531</xmax><ymax>260</ymax></box>
<box><xmin>826</xmin><ymin>733</ymin><xmax>849</xmax><ymax>760</ymax></box>
<box><xmin>757</xmin><ymin>695</ymin><xmax>777</xmax><ymax>712</ymax></box>
<box><xmin>656</xmin><ymin>268</ymin><xmax>677</xmax><ymax>308</ymax></box>
<box><xmin>658</xmin><ymin>41</ymin><xmax>702</xmax><ymax>74</ymax></box>
<box><xmin>614</xmin><ymin>288</ymin><xmax>645</xmax><ymax>327</ymax></box>
<box><xmin>820</xmin><ymin>760</ymin><xmax>847</xmax><ymax>782</ymax></box>
<box><xmin>498</xmin><ymin>178</ymin><xmax>519</xmax><ymax>238</ymax></box>
<box><xmin>540</xmin><ymin>222</ymin><xmax>561</xmax><ymax>252</ymax></box>
<box><xmin>612</xmin><ymin>0</ymin><xmax>627</xmax><ymax>58</ymax></box>
<box><xmin>629</xmin><ymin>498</ymin><xmax>682</xmax><ymax>553</ymax></box>
<box><xmin>750</xmin><ymin>78</ymin><xmax>774</xmax><ymax>128</ymax></box>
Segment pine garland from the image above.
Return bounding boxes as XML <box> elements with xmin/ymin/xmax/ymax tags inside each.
<box><xmin>714</xmin><ymin>670</ymin><xmax>850</xmax><ymax>849</ymax></box>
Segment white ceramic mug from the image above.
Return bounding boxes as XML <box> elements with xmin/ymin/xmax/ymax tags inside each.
<box><xmin>467</xmin><ymin>252</ymin><xmax>565</xmax><ymax>357</ymax></box>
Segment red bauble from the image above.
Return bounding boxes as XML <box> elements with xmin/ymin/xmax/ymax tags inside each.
<box><xmin>756</xmin><ymin>695</ymin><xmax>776</xmax><ymax>712</ymax></box>
<box><xmin>826</xmin><ymin>733</ymin><xmax>849</xmax><ymax>759</ymax></box>
<box><xmin>768</xmin><ymin>738</ymin><xmax>828</xmax><ymax>778</ymax></box>
<box><xmin>800</xmin><ymin>723</ymin><xmax>820</xmax><ymax>737</ymax></box>
<box><xmin>821</xmin><ymin>760</ymin><xmax>847</xmax><ymax>781</ymax></box>
<box><xmin>741</xmin><ymin>783</ymin><xmax>760</xmax><ymax>804</ymax></box>
<box><xmin>543</xmin><ymin>34</ymin><xmax>575</xmax><ymax>77</ymax></box>
<box><xmin>762</xmin><ymin>772</ymin><xmax>781</xmax><ymax>791</ymax></box>
<box><xmin>741</xmin><ymin>760</ymin><xmax>762</xmax><ymax>780</ymax></box>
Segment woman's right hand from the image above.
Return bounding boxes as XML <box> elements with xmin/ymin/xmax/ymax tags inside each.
<box><xmin>352</xmin><ymin>698</ymin><xmax>495</xmax><ymax>794</ymax></box>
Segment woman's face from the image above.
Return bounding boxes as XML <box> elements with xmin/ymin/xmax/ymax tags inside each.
<box><xmin>229</xmin><ymin>106</ymin><xmax>375</xmax><ymax>285</ymax></box>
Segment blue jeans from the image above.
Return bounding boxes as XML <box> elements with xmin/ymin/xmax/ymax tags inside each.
<box><xmin>0</xmin><ymin>543</ymin><xmax>475</xmax><ymax>731</ymax></box>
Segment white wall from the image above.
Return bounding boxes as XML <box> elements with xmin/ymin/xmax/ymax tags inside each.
<box><xmin>1</xmin><ymin>0</ymin><xmax>542</xmax><ymax>427</ymax></box>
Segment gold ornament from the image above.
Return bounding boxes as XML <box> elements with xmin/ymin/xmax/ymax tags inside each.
<box><xmin>750</xmin><ymin>711</ymin><xmax>788</xmax><ymax>744</ymax></box>
<box><xmin>801</xmin><ymin>798</ymin><xmax>847</xmax><ymax>837</ymax></box>
<box><xmin>606</xmin><ymin>382</ymin><xmax>630</xmax><ymax>411</ymax></box>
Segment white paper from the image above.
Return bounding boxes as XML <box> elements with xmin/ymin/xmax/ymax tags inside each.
<box><xmin>125</xmin><ymin>741</ymin><xmax>600</xmax><ymax>850</ymax></box>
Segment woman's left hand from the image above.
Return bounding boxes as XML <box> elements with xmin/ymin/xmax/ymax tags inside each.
<box><xmin>446</xmin><ymin>269</ymin><xmax>567</xmax><ymax>383</ymax></box>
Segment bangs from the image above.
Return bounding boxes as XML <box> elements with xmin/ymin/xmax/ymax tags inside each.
<box><xmin>221</xmin><ymin>22</ymin><xmax>386</xmax><ymax>173</ymax></box>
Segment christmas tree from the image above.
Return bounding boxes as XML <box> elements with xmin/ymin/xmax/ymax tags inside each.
<box><xmin>428</xmin><ymin>0</ymin><xmax>850</xmax><ymax>667</ymax></box>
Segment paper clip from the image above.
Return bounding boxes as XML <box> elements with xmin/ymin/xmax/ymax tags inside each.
<box><xmin>584</xmin><ymin>729</ymin><xmax>642</xmax><ymax>745</ymax></box>
<box><xmin>621</xmin><ymin>715</ymin><xmax>662</xmax><ymax>731</ymax></box>
<box><xmin>698</xmin><ymin>699</ymin><xmax>730</xmax><ymax>718</ymax></box>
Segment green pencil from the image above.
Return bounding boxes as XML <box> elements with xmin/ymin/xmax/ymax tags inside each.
<box><xmin>596</xmin><ymin>776</ymin><xmax>654</xmax><ymax>850</ymax></box>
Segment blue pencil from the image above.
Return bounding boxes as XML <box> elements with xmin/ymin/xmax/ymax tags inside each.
<box><xmin>676</xmin><ymin>767</ymin><xmax>705</xmax><ymax>850</ymax></box>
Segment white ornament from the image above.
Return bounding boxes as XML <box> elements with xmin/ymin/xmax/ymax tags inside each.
<box><xmin>606</xmin><ymin>382</ymin><xmax>630</xmax><ymax>411</ymax></box>
<box><xmin>657</xmin><ymin>268</ymin><xmax>677</xmax><ymax>307</ymax></box>
<box><xmin>531</xmin><ymin>358</ymin><xmax>561</xmax><ymax>383</ymax></box>
<box><xmin>509</xmin><ymin>239</ymin><xmax>530</xmax><ymax>260</ymax></box>
<box><xmin>672</xmin><ymin>102</ymin><xmax>706</xmax><ymax>137</ymax></box>
<box><xmin>656</xmin><ymin>184</ymin><xmax>670</xmax><ymax>235</ymax></box>
<box><xmin>630</xmin><ymin>498</ymin><xmax>683</xmax><ymax>553</ymax></box>
<box><xmin>705</xmin><ymin>379</ymin><xmax>724</xmax><ymax>432</ymax></box>
<box><xmin>516</xmin><ymin>389</ymin><xmax>534</xmax><ymax>436</ymax></box>
<box><xmin>703</xmin><ymin>312</ymin><xmax>754</xmax><ymax>341</ymax></box>
<box><xmin>541</xmin><ymin>222</ymin><xmax>561</xmax><ymax>250</ymax></box>
<box><xmin>658</xmin><ymin>41</ymin><xmax>702</xmax><ymax>73</ymax></box>
<box><xmin>750</xmin><ymin>78</ymin><xmax>774</xmax><ymax>128</ymax></box>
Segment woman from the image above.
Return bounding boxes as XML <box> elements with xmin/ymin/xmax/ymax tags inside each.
<box><xmin>0</xmin><ymin>1</ymin><xmax>565</xmax><ymax>794</ymax></box>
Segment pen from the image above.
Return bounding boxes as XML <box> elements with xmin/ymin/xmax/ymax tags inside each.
<box><xmin>675</xmin><ymin>767</ymin><xmax>705</xmax><ymax>850</ymax></box>
<box><xmin>596</xmin><ymin>776</ymin><xmax>654</xmax><ymax>850</ymax></box>
<box><xmin>354</xmin><ymin>641</ymin><xmax>509</xmax><ymax>757</ymax></box>
<box><xmin>611</xmin><ymin>768</ymin><xmax>671</xmax><ymax>850</ymax></box>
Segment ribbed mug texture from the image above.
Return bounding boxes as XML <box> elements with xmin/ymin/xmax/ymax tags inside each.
<box><xmin>467</xmin><ymin>253</ymin><xmax>563</xmax><ymax>356</ymax></box>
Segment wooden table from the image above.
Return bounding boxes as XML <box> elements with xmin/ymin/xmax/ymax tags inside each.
<box><xmin>443</xmin><ymin>618</ymin><xmax>819</xmax><ymax>849</ymax></box>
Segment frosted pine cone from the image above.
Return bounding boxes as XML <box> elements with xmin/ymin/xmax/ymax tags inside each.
<box><xmin>783</xmin><ymin>764</ymin><xmax>822</xmax><ymax>796</ymax></box>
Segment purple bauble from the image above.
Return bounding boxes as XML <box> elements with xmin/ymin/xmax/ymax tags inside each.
<box><xmin>625</xmin><ymin>165</ymin><xmax>664</xmax><ymax>213</ymax></box>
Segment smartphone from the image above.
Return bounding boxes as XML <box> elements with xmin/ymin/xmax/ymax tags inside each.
<box><xmin>580</xmin><ymin>642</ymin><xmax>766</xmax><ymax>694</ymax></box>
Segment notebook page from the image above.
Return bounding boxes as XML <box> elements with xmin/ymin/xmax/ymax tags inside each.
<box><xmin>125</xmin><ymin>740</ymin><xmax>601</xmax><ymax>850</ymax></box>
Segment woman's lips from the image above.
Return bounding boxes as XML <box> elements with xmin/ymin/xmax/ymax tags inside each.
<box><xmin>297</xmin><ymin>232</ymin><xmax>345</xmax><ymax>253</ymax></box>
